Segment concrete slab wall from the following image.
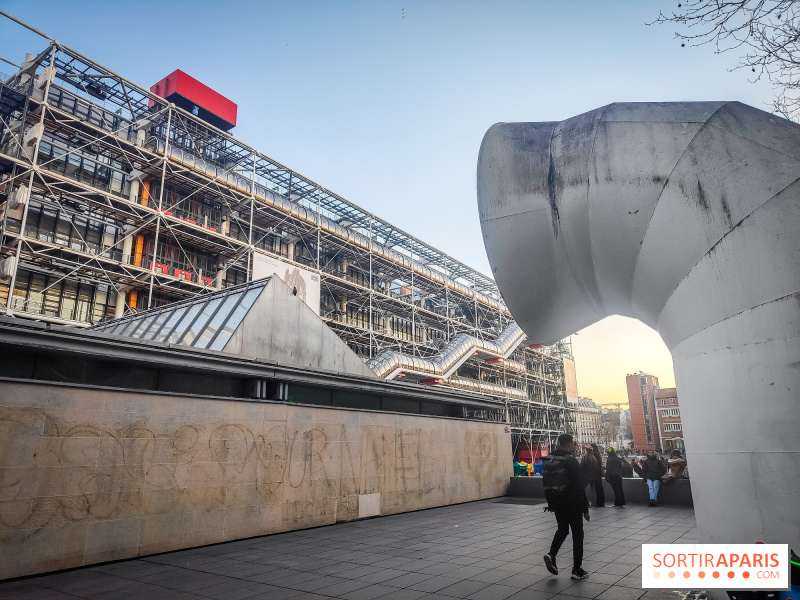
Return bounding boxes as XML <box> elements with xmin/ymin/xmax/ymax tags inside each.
<box><xmin>0</xmin><ymin>380</ymin><xmax>512</xmax><ymax>579</ymax></box>
<box><xmin>225</xmin><ymin>277</ymin><xmax>377</xmax><ymax>378</ymax></box>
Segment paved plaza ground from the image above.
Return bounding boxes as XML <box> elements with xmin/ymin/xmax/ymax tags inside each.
<box><xmin>0</xmin><ymin>497</ymin><xmax>708</xmax><ymax>600</ymax></box>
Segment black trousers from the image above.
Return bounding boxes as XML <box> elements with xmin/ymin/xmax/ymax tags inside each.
<box><xmin>594</xmin><ymin>479</ymin><xmax>605</xmax><ymax>507</ymax></box>
<box><xmin>549</xmin><ymin>510</ymin><xmax>584</xmax><ymax>569</ymax></box>
<box><xmin>608</xmin><ymin>474</ymin><xmax>625</xmax><ymax>506</ymax></box>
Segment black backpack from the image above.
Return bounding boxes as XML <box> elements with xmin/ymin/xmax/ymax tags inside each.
<box><xmin>542</xmin><ymin>455</ymin><xmax>570</xmax><ymax>504</ymax></box>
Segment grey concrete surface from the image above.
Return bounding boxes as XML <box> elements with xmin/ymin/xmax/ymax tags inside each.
<box><xmin>0</xmin><ymin>497</ymin><xmax>705</xmax><ymax>600</ymax></box>
<box><xmin>509</xmin><ymin>477</ymin><xmax>693</xmax><ymax>507</ymax></box>
<box><xmin>226</xmin><ymin>277</ymin><xmax>376</xmax><ymax>378</ymax></box>
<box><xmin>477</xmin><ymin>102</ymin><xmax>800</xmax><ymax>549</ymax></box>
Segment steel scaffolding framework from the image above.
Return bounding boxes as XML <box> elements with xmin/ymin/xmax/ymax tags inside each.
<box><xmin>0</xmin><ymin>15</ymin><xmax>574</xmax><ymax>444</ymax></box>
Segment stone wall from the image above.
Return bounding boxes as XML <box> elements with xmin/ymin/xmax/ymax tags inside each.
<box><xmin>0</xmin><ymin>380</ymin><xmax>512</xmax><ymax>579</ymax></box>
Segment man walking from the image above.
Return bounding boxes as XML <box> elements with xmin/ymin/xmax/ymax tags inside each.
<box><xmin>542</xmin><ymin>434</ymin><xmax>590</xmax><ymax>580</ymax></box>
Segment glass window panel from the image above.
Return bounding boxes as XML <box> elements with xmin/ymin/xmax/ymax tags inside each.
<box><xmin>112</xmin><ymin>320</ymin><xmax>131</xmax><ymax>334</ymax></box>
<box><xmin>103</xmin><ymin>322</ymin><xmax>123</xmax><ymax>335</ymax></box>
<box><xmin>152</xmin><ymin>307</ymin><xmax>187</xmax><ymax>342</ymax></box>
<box><xmin>141</xmin><ymin>309</ymin><xmax>171</xmax><ymax>340</ymax></box>
<box><xmin>59</xmin><ymin>281</ymin><xmax>77</xmax><ymax>321</ymax></box>
<box><xmin>117</xmin><ymin>318</ymin><xmax>141</xmax><ymax>337</ymax></box>
<box><xmin>180</xmin><ymin>296</ymin><xmax>224</xmax><ymax>346</ymax></box>
<box><xmin>55</xmin><ymin>218</ymin><xmax>71</xmax><ymax>246</ymax></box>
<box><xmin>193</xmin><ymin>291</ymin><xmax>243</xmax><ymax>349</ymax></box>
<box><xmin>165</xmin><ymin>303</ymin><xmax>204</xmax><ymax>344</ymax></box>
<box><xmin>208</xmin><ymin>285</ymin><xmax>262</xmax><ymax>351</ymax></box>
<box><xmin>131</xmin><ymin>313</ymin><xmax>158</xmax><ymax>338</ymax></box>
<box><xmin>42</xmin><ymin>279</ymin><xmax>62</xmax><ymax>316</ymax></box>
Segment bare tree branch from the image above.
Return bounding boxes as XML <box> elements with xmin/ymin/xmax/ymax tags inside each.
<box><xmin>650</xmin><ymin>1</ymin><xmax>800</xmax><ymax>120</ymax></box>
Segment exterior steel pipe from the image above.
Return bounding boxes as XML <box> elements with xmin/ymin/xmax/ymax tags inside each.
<box><xmin>368</xmin><ymin>322</ymin><xmax>526</xmax><ymax>379</ymax></box>
<box><xmin>445</xmin><ymin>376</ymin><xmax>528</xmax><ymax>401</ymax></box>
<box><xmin>477</xmin><ymin>102</ymin><xmax>800</xmax><ymax>548</ymax></box>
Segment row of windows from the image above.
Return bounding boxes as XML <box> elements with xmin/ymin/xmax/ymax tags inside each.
<box><xmin>319</xmin><ymin>294</ymin><xmax>446</xmax><ymax>345</ymax></box>
<box><xmin>660</xmin><ymin>408</ymin><xmax>680</xmax><ymax>417</ymax></box>
<box><xmin>149</xmin><ymin>182</ymin><xmax>223</xmax><ymax>230</ymax></box>
<box><xmin>7</xmin><ymin>198</ymin><xmax>124</xmax><ymax>260</ymax></box>
<box><xmin>663</xmin><ymin>423</ymin><xmax>682</xmax><ymax>431</ymax></box>
<box><xmin>37</xmin><ymin>139</ymin><xmax>128</xmax><ymax>198</ymax></box>
<box><xmin>47</xmin><ymin>86</ymin><xmax>129</xmax><ymax>137</ymax></box>
<box><xmin>0</xmin><ymin>268</ymin><xmax>117</xmax><ymax>324</ymax></box>
<box><xmin>143</xmin><ymin>237</ymin><xmax>217</xmax><ymax>280</ymax></box>
<box><xmin>229</xmin><ymin>221</ymin><xmax>292</xmax><ymax>257</ymax></box>
<box><xmin>659</xmin><ymin>397</ymin><xmax>677</xmax><ymax>405</ymax></box>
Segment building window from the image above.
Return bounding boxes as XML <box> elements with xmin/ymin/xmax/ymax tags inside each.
<box><xmin>664</xmin><ymin>423</ymin><xmax>682</xmax><ymax>432</ymax></box>
<box><xmin>2</xmin><ymin>268</ymin><xmax>117</xmax><ymax>324</ymax></box>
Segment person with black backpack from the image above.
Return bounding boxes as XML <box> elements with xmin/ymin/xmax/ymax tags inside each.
<box><xmin>542</xmin><ymin>433</ymin><xmax>590</xmax><ymax>580</ymax></box>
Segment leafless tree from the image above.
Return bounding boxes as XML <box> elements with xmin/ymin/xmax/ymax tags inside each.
<box><xmin>651</xmin><ymin>1</ymin><xmax>800</xmax><ymax>120</ymax></box>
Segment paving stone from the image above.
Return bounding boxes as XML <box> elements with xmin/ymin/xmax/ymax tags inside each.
<box><xmin>465</xmin><ymin>583</ymin><xmax>523</xmax><ymax>600</ymax></box>
<box><xmin>353</xmin><ymin>568</ymin><xmax>408</xmax><ymax>584</ymax></box>
<box><xmin>311</xmin><ymin>577</ymin><xmax>373</xmax><ymax>597</ymax></box>
<box><xmin>380</xmin><ymin>571</ymin><xmax>435</xmax><ymax>588</ymax></box>
<box><xmin>372</xmin><ymin>589</ymin><xmax>428</xmax><ymax>600</ymax></box>
<box><xmin>436</xmin><ymin>579</ymin><xmax>491</xmax><ymax>598</ymax></box>
<box><xmin>596</xmin><ymin>585</ymin><xmax>647</xmax><ymax>599</ymax></box>
<box><xmin>408</xmin><ymin>575</ymin><xmax>462</xmax><ymax>592</ymax></box>
<box><xmin>559</xmin><ymin>580</ymin><xmax>612</xmax><ymax>598</ymax></box>
<box><xmin>337</xmin><ymin>583</ymin><xmax>401</xmax><ymax>599</ymax></box>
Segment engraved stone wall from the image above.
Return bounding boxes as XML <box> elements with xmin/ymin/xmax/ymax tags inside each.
<box><xmin>0</xmin><ymin>380</ymin><xmax>512</xmax><ymax>578</ymax></box>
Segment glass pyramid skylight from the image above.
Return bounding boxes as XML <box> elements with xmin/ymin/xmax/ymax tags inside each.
<box><xmin>90</xmin><ymin>279</ymin><xmax>268</xmax><ymax>352</ymax></box>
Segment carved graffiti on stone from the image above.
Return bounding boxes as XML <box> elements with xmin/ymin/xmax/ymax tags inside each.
<box><xmin>0</xmin><ymin>393</ymin><xmax>511</xmax><ymax>578</ymax></box>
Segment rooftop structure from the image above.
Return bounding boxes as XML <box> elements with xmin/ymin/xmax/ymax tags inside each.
<box><xmin>0</xmin><ymin>15</ymin><xmax>574</xmax><ymax>447</ymax></box>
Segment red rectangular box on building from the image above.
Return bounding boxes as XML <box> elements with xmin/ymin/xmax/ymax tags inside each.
<box><xmin>150</xmin><ymin>262</ymin><xmax>168</xmax><ymax>275</ymax></box>
<box><xmin>149</xmin><ymin>70</ymin><xmax>237</xmax><ymax>132</ymax></box>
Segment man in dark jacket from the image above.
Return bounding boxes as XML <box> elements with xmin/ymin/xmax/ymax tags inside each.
<box><xmin>641</xmin><ymin>449</ymin><xmax>667</xmax><ymax>506</ymax></box>
<box><xmin>605</xmin><ymin>447</ymin><xmax>625</xmax><ymax>507</ymax></box>
<box><xmin>543</xmin><ymin>434</ymin><xmax>590</xmax><ymax>580</ymax></box>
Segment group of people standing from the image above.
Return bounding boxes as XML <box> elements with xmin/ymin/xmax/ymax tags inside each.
<box><xmin>579</xmin><ymin>444</ymin><xmax>627</xmax><ymax>508</ymax></box>
<box><xmin>580</xmin><ymin>445</ymin><xmax>688</xmax><ymax>508</ymax></box>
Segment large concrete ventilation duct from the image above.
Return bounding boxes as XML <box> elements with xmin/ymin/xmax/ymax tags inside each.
<box><xmin>477</xmin><ymin>102</ymin><xmax>800</xmax><ymax>548</ymax></box>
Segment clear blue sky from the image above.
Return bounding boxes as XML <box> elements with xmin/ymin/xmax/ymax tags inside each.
<box><xmin>0</xmin><ymin>1</ymin><xmax>775</xmax><ymax>403</ymax></box>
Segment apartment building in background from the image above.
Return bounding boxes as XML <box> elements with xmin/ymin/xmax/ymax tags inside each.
<box><xmin>626</xmin><ymin>372</ymin><xmax>661</xmax><ymax>451</ymax></box>
<box><xmin>655</xmin><ymin>387</ymin><xmax>684</xmax><ymax>452</ymax></box>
